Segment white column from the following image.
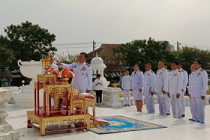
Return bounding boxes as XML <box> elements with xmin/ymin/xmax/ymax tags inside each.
<box><xmin>101</xmin><ymin>69</ymin><xmax>104</xmax><ymax>78</ymax></box>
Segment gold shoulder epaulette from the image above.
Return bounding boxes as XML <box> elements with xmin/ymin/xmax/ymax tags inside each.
<box><xmin>167</xmin><ymin>70</ymin><xmax>171</xmax><ymax>72</ymax></box>
<box><xmin>182</xmin><ymin>69</ymin><xmax>185</xmax><ymax>72</ymax></box>
<box><xmin>151</xmin><ymin>70</ymin><xmax>154</xmax><ymax>73</ymax></box>
<box><xmin>86</xmin><ymin>63</ymin><xmax>90</xmax><ymax>67</ymax></box>
<box><xmin>200</xmin><ymin>69</ymin><xmax>204</xmax><ymax>71</ymax></box>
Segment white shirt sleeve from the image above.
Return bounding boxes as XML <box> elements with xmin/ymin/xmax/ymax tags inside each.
<box><xmin>177</xmin><ymin>72</ymin><xmax>183</xmax><ymax>94</ymax></box>
<box><xmin>139</xmin><ymin>72</ymin><xmax>144</xmax><ymax>89</ymax></box>
<box><xmin>86</xmin><ymin>67</ymin><xmax>92</xmax><ymax>90</ymax></box>
<box><xmin>183</xmin><ymin>71</ymin><xmax>188</xmax><ymax>89</ymax></box>
<box><xmin>122</xmin><ymin>76</ymin><xmax>125</xmax><ymax>89</ymax></box>
<box><xmin>201</xmin><ymin>71</ymin><xmax>208</xmax><ymax>96</ymax></box>
<box><xmin>163</xmin><ymin>70</ymin><xmax>168</xmax><ymax>92</ymax></box>
<box><xmin>62</xmin><ymin>63</ymin><xmax>73</xmax><ymax>69</ymax></box>
<box><xmin>151</xmin><ymin>72</ymin><xmax>156</xmax><ymax>92</ymax></box>
<box><xmin>163</xmin><ymin>71</ymin><xmax>168</xmax><ymax>92</ymax></box>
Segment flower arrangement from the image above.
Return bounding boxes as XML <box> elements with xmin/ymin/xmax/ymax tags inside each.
<box><xmin>47</xmin><ymin>67</ymin><xmax>59</xmax><ymax>77</ymax></box>
<box><xmin>61</xmin><ymin>68</ymin><xmax>74</xmax><ymax>78</ymax></box>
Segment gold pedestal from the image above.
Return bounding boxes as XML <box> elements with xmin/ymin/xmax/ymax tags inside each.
<box><xmin>27</xmin><ymin>111</ymin><xmax>90</xmax><ymax>136</ymax></box>
<box><xmin>30</xmin><ymin>66</ymin><xmax>96</xmax><ymax>136</ymax></box>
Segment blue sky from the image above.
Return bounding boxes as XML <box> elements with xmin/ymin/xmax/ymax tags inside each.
<box><xmin>0</xmin><ymin>0</ymin><xmax>210</xmax><ymax>54</ymax></box>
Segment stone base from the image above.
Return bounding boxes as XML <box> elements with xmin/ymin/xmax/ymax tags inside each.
<box><xmin>0</xmin><ymin>124</ymin><xmax>19</xmax><ymax>140</ymax></box>
<box><xmin>2</xmin><ymin>87</ymin><xmax>21</xmax><ymax>104</ymax></box>
<box><xmin>0</xmin><ymin>88</ymin><xmax>19</xmax><ymax>140</ymax></box>
<box><xmin>102</xmin><ymin>87</ymin><xmax>122</xmax><ymax>107</ymax></box>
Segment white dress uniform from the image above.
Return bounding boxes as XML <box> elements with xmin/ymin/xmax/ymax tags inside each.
<box><xmin>122</xmin><ymin>75</ymin><xmax>132</xmax><ymax>105</ymax></box>
<box><xmin>189</xmin><ymin>71</ymin><xmax>195</xmax><ymax>120</ymax></box>
<box><xmin>179</xmin><ymin>68</ymin><xmax>188</xmax><ymax>116</ymax></box>
<box><xmin>41</xmin><ymin>62</ymin><xmax>58</xmax><ymax>74</ymax></box>
<box><xmin>143</xmin><ymin>70</ymin><xmax>156</xmax><ymax>114</ymax></box>
<box><xmin>189</xmin><ymin>68</ymin><xmax>208</xmax><ymax>123</ymax></box>
<box><xmin>155</xmin><ymin>68</ymin><xmax>168</xmax><ymax>116</ymax></box>
<box><xmin>62</xmin><ymin>62</ymin><xmax>92</xmax><ymax>93</ymax></box>
<box><xmin>131</xmin><ymin>71</ymin><xmax>144</xmax><ymax>100</ymax></box>
<box><xmin>165</xmin><ymin>70</ymin><xmax>171</xmax><ymax>114</ymax></box>
<box><xmin>168</xmin><ymin>69</ymin><xmax>183</xmax><ymax>118</ymax></box>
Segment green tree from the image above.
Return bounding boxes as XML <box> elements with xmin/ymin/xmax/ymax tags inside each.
<box><xmin>0</xmin><ymin>36</ymin><xmax>15</xmax><ymax>86</ymax></box>
<box><xmin>55</xmin><ymin>52</ymin><xmax>78</xmax><ymax>64</ymax></box>
<box><xmin>113</xmin><ymin>38</ymin><xmax>177</xmax><ymax>72</ymax></box>
<box><xmin>1</xmin><ymin>21</ymin><xmax>57</xmax><ymax>70</ymax></box>
<box><xmin>178</xmin><ymin>47</ymin><xmax>210</xmax><ymax>73</ymax></box>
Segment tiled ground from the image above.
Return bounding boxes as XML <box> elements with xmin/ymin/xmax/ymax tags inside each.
<box><xmin>5</xmin><ymin>104</ymin><xmax>210</xmax><ymax>140</ymax></box>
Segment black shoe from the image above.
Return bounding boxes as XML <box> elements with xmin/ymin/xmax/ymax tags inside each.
<box><xmin>167</xmin><ymin>113</ymin><xmax>171</xmax><ymax>115</ymax></box>
<box><xmin>182</xmin><ymin>114</ymin><xmax>185</xmax><ymax>118</ymax></box>
<box><xmin>189</xmin><ymin>118</ymin><xmax>195</xmax><ymax>121</ymax></box>
<box><xmin>124</xmin><ymin>105</ymin><xmax>127</xmax><ymax>107</ymax></box>
<box><xmin>27</xmin><ymin>125</ymin><xmax>32</xmax><ymax>128</ymax></box>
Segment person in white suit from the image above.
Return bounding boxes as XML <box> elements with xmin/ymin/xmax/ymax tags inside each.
<box><xmin>131</xmin><ymin>64</ymin><xmax>144</xmax><ymax>112</ymax></box>
<box><xmin>177</xmin><ymin>62</ymin><xmax>188</xmax><ymax>117</ymax></box>
<box><xmin>164</xmin><ymin>65</ymin><xmax>171</xmax><ymax>115</ymax></box>
<box><xmin>155</xmin><ymin>61</ymin><xmax>168</xmax><ymax>116</ymax></box>
<box><xmin>143</xmin><ymin>63</ymin><xmax>156</xmax><ymax>114</ymax></box>
<box><xmin>189</xmin><ymin>60</ymin><xmax>208</xmax><ymax>124</ymax></box>
<box><xmin>122</xmin><ymin>69</ymin><xmax>132</xmax><ymax>106</ymax></box>
<box><xmin>57</xmin><ymin>52</ymin><xmax>92</xmax><ymax>93</ymax></box>
<box><xmin>168</xmin><ymin>61</ymin><xmax>183</xmax><ymax>118</ymax></box>
<box><xmin>189</xmin><ymin>64</ymin><xmax>195</xmax><ymax>121</ymax></box>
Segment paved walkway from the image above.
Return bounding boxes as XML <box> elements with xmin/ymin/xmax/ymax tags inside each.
<box><xmin>6</xmin><ymin>104</ymin><xmax>210</xmax><ymax>140</ymax></box>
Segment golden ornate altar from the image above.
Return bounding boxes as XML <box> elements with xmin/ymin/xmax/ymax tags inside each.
<box><xmin>27</xmin><ymin>53</ymin><xmax>97</xmax><ymax>136</ymax></box>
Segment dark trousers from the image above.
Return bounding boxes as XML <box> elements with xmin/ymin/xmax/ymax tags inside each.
<box><xmin>96</xmin><ymin>90</ymin><xmax>103</xmax><ymax>103</ymax></box>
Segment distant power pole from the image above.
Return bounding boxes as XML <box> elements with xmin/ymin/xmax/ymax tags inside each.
<box><xmin>93</xmin><ymin>40</ymin><xmax>96</xmax><ymax>56</ymax></box>
<box><xmin>177</xmin><ymin>41</ymin><xmax>181</xmax><ymax>51</ymax></box>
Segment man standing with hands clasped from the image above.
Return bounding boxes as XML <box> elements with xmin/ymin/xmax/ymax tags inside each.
<box><xmin>168</xmin><ymin>61</ymin><xmax>183</xmax><ymax>118</ymax></box>
<box><xmin>177</xmin><ymin>62</ymin><xmax>188</xmax><ymax>118</ymax></box>
<box><xmin>189</xmin><ymin>60</ymin><xmax>208</xmax><ymax>124</ymax></box>
<box><xmin>155</xmin><ymin>60</ymin><xmax>168</xmax><ymax>116</ymax></box>
<box><xmin>143</xmin><ymin>63</ymin><xmax>156</xmax><ymax>114</ymax></box>
<box><xmin>122</xmin><ymin>69</ymin><xmax>132</xmax><ymax>107</ymax></box>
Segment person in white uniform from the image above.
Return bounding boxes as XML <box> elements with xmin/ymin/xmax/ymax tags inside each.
<box><xmin>189</xmin><ymin>64</ymin><xmax>196</xmax><ymax>121</ymax></box>
<box><xmin>122</xmin><ymin>69</ymin><xmax>132</xmax><ymax>106</ymax></box>
<box><xmin>168</xmin><ymin>61</ymin><xmax>183</xmax><ymax>118</ymax></box>
<box><xmin>143</xmin><ymin>63</ymin><xmax>156</xmax><ymax>114</ymax></box>
<box><xmin>177</xmin><ymin>62</ymin><xmax>188</xmax><ymax>117</ymax></box>
<box><xmin>131</xmin><ymin>64</ymin><xmax>144</xmax><ymax>112</ymax></box>
<box><xmin>189</xmin><ymin>60</ymin><xmax>208</xmax><ymax>124</ymax></box>
<box><xmin>164</xmin><ymin>65</ymin><xmax>171</xmax><ymax>115</ymax></box>
<box><xmin>155</xmin><ymin>61</ymin><xmax>168</xmax><ymax>116</ymax></box>
<box><xmin>57</xmin><ymin>52</ymin><xmax>92</xmax><ymax>93</ymax></box>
